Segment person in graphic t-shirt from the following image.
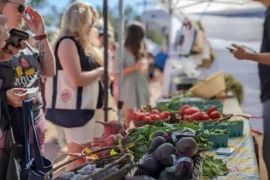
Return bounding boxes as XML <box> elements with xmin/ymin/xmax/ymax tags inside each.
<box><xmin>0</xmin><ymin>0</ymin><xmax>55</xmax><ymax>156</ymax></box>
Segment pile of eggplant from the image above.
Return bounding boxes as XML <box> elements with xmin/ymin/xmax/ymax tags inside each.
<box><xmin>135</xmin><ymin>130</ymin><xmax>200</xmax><ymax>180</ymax></box>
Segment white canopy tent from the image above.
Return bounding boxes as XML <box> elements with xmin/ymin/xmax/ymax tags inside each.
<box><xmin>150</xmin><ymin>0</ymin><xmax>264</xmax><ymax>49</ymax></box>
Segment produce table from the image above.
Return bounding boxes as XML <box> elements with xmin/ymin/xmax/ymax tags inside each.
<box><xmin>202</xmin><ymin>98</ymin><xmax>260</xmax><ymax>180</ymax></box>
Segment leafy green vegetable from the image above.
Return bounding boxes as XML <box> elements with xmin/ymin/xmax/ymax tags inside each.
<box><xmin>194</xmin><ymin>133</ymin><xmax>213</xmax><ymax>151</ymax></box>
<box><xmin>203</xmin><ymin>155</ymin><xmax>229</xmax><ymax>178</ymax></box>
<box><xmin>127</xmin><ymin>121</ymin><xmax>182</xmax><ymax>161</ymax></box>
<box><xmin>181</xmin><ymin>121</ymin><xmax>200</xmax><ymax>131</ymax></box>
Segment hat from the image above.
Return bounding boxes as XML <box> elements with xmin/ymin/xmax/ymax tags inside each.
<box><xmin>98</xmin><ymin>27</ymin><xmax>104</xmax><ymax>35</ymax></box>
<box><xmin>98</xmin><ymin>27</ymin><xmax>112</xmax><ymax>38</ymax></box>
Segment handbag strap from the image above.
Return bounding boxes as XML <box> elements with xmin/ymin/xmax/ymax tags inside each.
<box><xmin>21</xmin><ymin>99</ymin><xmax>31</xmax><ymax>166</ymax></box>
<box><xmin>22</xmin><ymin>99</ymin><xmax>44</xmax><ymax>169</ymax></box>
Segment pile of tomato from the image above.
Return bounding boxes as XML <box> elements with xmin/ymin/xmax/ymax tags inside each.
<box><xmin>180</xmin><ymin>105</ymin><xmax>223</xmax><ymax>121</ymax></box>
<box><xmin>132</xmin><ymin>109</ymin><xmax>170</xmax><ymax>121</ymax></box>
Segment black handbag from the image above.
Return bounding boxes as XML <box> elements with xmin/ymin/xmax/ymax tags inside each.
<box><xmin>20</xmin><ymin>99</ymin><xmax>52</xmax><ymax>180</ymax></box>
<box><xmin>0</xmin><ymin>90</ymin><xmax>23</xmax><ymax>180</ymax></box>
<box><xmin>0</xmin><ymin>65</ymin><xmax>16</xmax><ymax>134</ymax></box>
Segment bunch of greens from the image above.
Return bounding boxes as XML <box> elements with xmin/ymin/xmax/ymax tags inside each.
<box><xmin>181</xmin><ymin>121</ymin><xmax>213</xmax><ymax>150</ymax></box>
<box><xmin>202</xmin><ymin>155</ymin><xmax>229</xmax><ymax>178</ymax></box>
<box><xmin>194</xmin><ymin>133</ymin><xmax>213</xmax><ymax>151</ymax></box>
<box><xmin>126</xmin><ymin>121</ymin><xmax>182</xmax><ymax>161</ymax></box>
<box><xmin>225</xmin><ymin>74</ymin><xmax>244</xmax><ymax>104</ymax></box>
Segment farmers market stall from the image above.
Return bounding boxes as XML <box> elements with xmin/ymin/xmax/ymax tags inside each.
<box><xmin>127</xmin><ymin>97</ymin><xmax>260</xmax><ymax>179</ymax></box>
<box><xmin>48</xmin><ymin>95</ymin><xmax>259</xmax><ymax>180</ymax></box>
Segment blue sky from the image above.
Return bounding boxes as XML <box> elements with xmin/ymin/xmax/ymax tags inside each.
<box><xmin>47</xmin><ymin>0</ymin><xmax>154</xmax><ymax>14</ymax></box>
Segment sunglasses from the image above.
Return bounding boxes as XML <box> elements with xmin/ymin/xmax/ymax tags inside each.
<box><xmin>6</xmin><ymin>1</ymin><xmax>26</xmax><ymax>14</ymax></box>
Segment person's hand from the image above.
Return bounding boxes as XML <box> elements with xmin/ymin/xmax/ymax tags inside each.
<box><xmin>96</xmin><ymin>67</ymin><xmax>104</xmax><ymax>77</ymax></box>
<box><xmin>0</xmin><ymin>41</ymin><xmax>27</xmax><ymax>61</ymax></box>
<box><xmin>136</xmin><ymin>60</ymin><xmax>148</xmax><ymax>72</ymax></box>
<box><xmin>231</xmin><ymin>44</ymin><xmax>250</xmax><ymax>60</ymax></box>
<box><xmin>23</xmin><ymin>6</ymin><xmax>46</xmax><ymax>35</ymax></box>
<box><xmin>135</xmin><ymin>61</ymin><xmax>144</xmax><ymax>70</ymax></box>
<box><xmin>0</xmin><ymin>15</ymin><xmax>9</xmax><ymax>49</ymax></box>
<box><xmin>6</xmin><ymin>88</ymin><xmax>28</xmax><ymax>108</ymax></box>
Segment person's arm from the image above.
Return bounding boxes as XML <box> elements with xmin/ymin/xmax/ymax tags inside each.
<box><xmin>123</xmin><ymin>64</ymin><xmax>140</xmax><ymax>75</ymax></box>
<box><xmin>232</xmin><ymin>44</ymin><xmax>270</xmax><ymax>65</ymax></box>
<box><xmin>22</xmin><ymin>7</ymin><xmax>55</xmax><ymax>77</ymax></box>
<box><xmin>246</xmin><ymin>52</ymin><xmax>270</xmax><ymax>65</ymax></box>
<box><xmin>38</xmin><ymin>38</ymin><xmax>56</xmax><ymax>77</ymax></box>
<box><xmin>58</xmin><ymin>39</ymin><xmax>103</xmax><ymax>87</ymax></box>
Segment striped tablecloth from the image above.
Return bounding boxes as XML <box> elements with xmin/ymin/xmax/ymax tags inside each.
<box><xmin>203</xmin><ymin>98</ymin><xmax>260</xmax><ymax>180</ymax></box>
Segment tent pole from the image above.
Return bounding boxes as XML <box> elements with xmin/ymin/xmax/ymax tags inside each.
<box><xmin>168</xmin><ymin>0</ymin><xmax>173</xmax><ymax>55</ymax></box>
<box><xmin>103</xmin><ymin>0</ymin><xmax>109</xmax><ymax>122</ymax></box>
<box><xmin>117</xmin><ymin>0</ymin><xmax>125</xmax><ymax>123</ymax></box>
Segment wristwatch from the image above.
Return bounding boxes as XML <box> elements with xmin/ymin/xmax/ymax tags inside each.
<box><xmin>33</xmin><ymin>33</ymin><xmax>48</xmax><ymax>41</ymax></box>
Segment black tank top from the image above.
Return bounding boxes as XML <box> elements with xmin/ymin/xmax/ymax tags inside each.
<box><xmin>55</xmin><ymin>36</ymin><xmax>103</xmax><ymax>108</ymax></box>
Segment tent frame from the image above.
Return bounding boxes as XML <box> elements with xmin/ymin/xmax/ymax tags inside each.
<box><xmin>102</xmin><ymin>0</ymin><xmax>125</xmax><ymax>122</ymax></box>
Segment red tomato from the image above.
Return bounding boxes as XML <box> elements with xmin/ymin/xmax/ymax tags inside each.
<box><xmin>189</xmin><ymin>112</ymin><xmax>202</xmax><ymax>120</ymax></box>
<box><xmin>160</xmin><ymin>111</ymin><xmax>170</xmax><ymax>120</ymax></box>
<box><xmin>137</xmin><ymin>113</ymin><xmax>144</xmax><ymax>121</ymax></box>
<box><xmin>200</xmin><ymin>112</ymin><xmax>210</xmax><ymax>121</ymax></box>
<box><xmin>184</xmin><ymin>107</ymin><xmax>200</xmax><ymax>115</ymax></box>
<box><xmin>150</xmin><ymin>114</ymin><xmax>160</xmax><ymax>120</ymax></box>
<box><xmin>183</xmin><ymin>115</ymin><xmax>191</xmax><ymax>121</ymax></box>
<box><xmin>207</xmin><ymin>106</ymin><xmax>218</xmax><ymax>116</ymax></box>
<box><xmin>179</xmin><ymin>105</ymin><xmax>191</xmax><ymax>116</ymax></box>
<box><xmin>144</xmin><ymin>112</ymin><xmax>150</xmax><ymax>116</ymax></box>
<box><xmin>131</xmin><ymin>112</ymin><xmax>137</xmax><ymax>119</ymax></box>
<box><xmin>209</xmin><ymin>111</ymin><xmax>221</xmax><ymax>119</ymax></box>
<box><xmin>151</xmin><ymin>109</ymin><xmax>160</xmax><ymax>114</ymax></box>
<box><xmin>143</xmin><ymin>116</ymin><xmax>152</xmax><ymax>121</ymax></box>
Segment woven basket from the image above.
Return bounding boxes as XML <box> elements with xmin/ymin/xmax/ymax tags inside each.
<box><xmin>81</xmin><ymin>153</ymin><xmax>134</xmax><ymax>180</ymax></box>
<box><xmin>45</xmin><ymin>146</ymin><xmax>124</xmax><ymax>180</ymax></box>
<box><xmin>189</xmin><ymin>71</ymin><xmax>226</xmax><ymax>99</ymax></box>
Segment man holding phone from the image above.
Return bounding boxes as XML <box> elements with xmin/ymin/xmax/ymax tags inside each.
<box><xmin>230</xmin><ymin>0</ymin><xmax>270</xmax><ymax>176</ymax></box>
<box><xmin>0</xmin><ymin>14</ymin><xmax>26</xmax><ymax>61</ymax></box>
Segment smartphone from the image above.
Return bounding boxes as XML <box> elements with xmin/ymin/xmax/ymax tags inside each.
<box><xmin>226</xmin><ymin>47</ymin><xmax>236</xmax><ymax>52</ymax></box>
<box><xmin>216</xmin><ymin>148</ymin><xmax>234</xmax><ymax>156</ymax></box>
<box><xmin>5</xmin><ymin>29</ymin><xmax>29</xmax><ymax>48</ymax></box>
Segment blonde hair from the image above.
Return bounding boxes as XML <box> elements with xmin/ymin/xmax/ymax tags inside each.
<box><xmin>53</xmin><ymin>1</ymin><xmax>103</xmax><ymax>66</ymax></box>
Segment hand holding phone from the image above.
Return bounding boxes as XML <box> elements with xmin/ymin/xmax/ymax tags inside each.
<box><xmin>0</xmin><ymin>29</ymin><xmax>28</xmax><ymax>61</ymax></box>
<box><xmin>4</xmin><ymin>29</ymin><xmax>29</xmax><ymax>48</ymax></box>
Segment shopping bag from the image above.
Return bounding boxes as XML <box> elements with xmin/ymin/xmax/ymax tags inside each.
<box><xmin>20</xmin><ymin>99</ymin><xmax>52</xmax><ymax>180</ymax></box>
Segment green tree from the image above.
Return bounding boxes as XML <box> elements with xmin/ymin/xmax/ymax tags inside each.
<box><xmin>146</xmin><ymin>29</ymin><xmax>164</xmax><ymax>46</ymax></box>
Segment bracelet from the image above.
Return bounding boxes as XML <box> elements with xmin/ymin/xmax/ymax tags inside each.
<box><xmin>33</xmin><ymin>33</ymin><xmax>48</xmax><ymax>41</ymax></box>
